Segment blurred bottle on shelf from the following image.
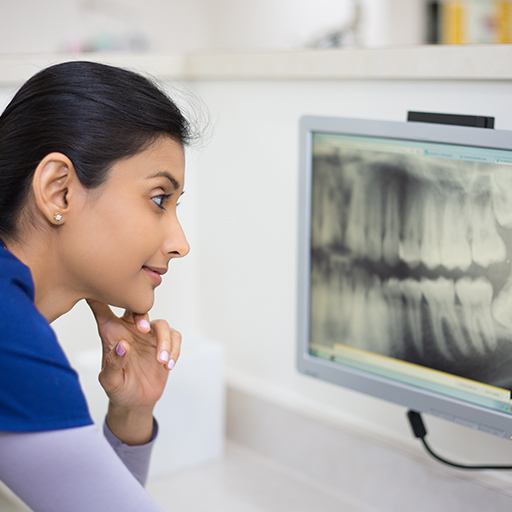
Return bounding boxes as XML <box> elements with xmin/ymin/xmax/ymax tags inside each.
<box><xmin>426</xmin><ymin>1</ymin><xmax>442</xmax><ymax>42</ymax></box>
<box><xmin>426</xmin><ymin>0</ymin><xmax>512</xmax><ymax>44</ymax></box>
<box><xmin>442</xmin><ymin>0</ymin><xmax>466</xmax><ymax>43</ymax></box>
<box><xmin>497</xmin><ymin>0</ymin><xmax>512</xmax><ymax>42</ymax></box>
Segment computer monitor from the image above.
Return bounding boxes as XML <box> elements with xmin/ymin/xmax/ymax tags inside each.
<box><xmin>297</xmin><ymin>115</ymin><xmax>512</xmax><ymax>438</ymax></box>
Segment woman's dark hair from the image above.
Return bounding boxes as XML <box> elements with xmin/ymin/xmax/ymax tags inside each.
<box><xmin>0</xmin><ymin>60</ymin><xmax>193</xmax><ymax>243</ymax></box>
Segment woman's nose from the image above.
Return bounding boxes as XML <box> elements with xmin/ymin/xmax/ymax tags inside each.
<box><xmin>178</xmin><ymin>236</ymin><xmax>191</xmax><ymax>258</ymax></box>
<box><xmin>167</xmin><ymin>221</ymin><xmax>190</xmax><ymax>258</ymax></box>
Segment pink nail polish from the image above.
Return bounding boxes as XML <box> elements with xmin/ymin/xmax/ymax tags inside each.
<box><xmin>116</xmin><ymin>342</ymin><xmax>126</xmax><ymax>356</ymax></box>
<box><xmin>160</xmin><ymin>350</ymin><xmax>170</xmax><ymax>363</ymax></box>
<box><xmin>167</xmin><ymin>359</ymin><xmax>175</xmax><ymax>370</ymax></box>
<box><xmin>138</xmin><ymin>319</ymin><xmax>150</xmax><ymax>331</ymax></box>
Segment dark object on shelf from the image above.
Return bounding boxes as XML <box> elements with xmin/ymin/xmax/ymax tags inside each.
<box><xmin>426</xmin><ymin>1</ymin><xmax>441</xmax><ymax>43</ymax></box>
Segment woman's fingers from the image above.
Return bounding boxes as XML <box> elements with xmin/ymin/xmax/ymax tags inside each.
<box><xmin>122</xmin><ymin>309</ymin><xmax>151</xmax><ymax>333</ymax></box>
<box><xmin>86</xmin><ymin>299</ymin><xmax>115</xmax><ymax>328</ymax></box>
<box><xmin>87</xmin><ymin>301</ymin><xmax>151</xmax><ymax>334</ymax></box>
<box><xmin>111</xmin><ymin>310</ymin><xmax>180</xmax><ymax>370</ymax></box>
<box><xmin>135</xmin><ymin>313</ymin><xmax>151</xmax><ymax>333</ymax></box>
<box><xmin>151</xmin><ymin>319</ymin><xmax>181</xmax><ymax>370</ymax></box>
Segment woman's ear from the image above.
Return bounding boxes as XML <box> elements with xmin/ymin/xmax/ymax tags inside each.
<box><xmin>31</xmin><ymin>152</ymin><xmax>77</xmax><ymax>225</ymax></box>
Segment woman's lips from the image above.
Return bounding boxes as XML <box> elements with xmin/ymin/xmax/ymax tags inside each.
<box><xmin>142</xmin><ymin>266</ymin><xmax>163</xmax><ymax>286</ymax></box>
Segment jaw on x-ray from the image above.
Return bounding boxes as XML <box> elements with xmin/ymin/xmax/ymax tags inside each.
<box><xmin>310</xmin><ymin>140</ymin><xmax>512</xmax><ymax>389</ymax></box>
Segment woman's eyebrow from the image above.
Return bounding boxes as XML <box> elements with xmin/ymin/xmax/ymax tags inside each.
<box><xmin>146</xmin><ymin>170</ymin><xmax>181</xmax><ymax>190</ymax></box>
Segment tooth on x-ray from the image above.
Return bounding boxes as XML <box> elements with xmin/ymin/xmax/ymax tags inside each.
<box><xmin>366</xmin><ymin>275</ymin><xmax>390</xmax><ymax>351</ymax></box>
<box><xmin>348</xmin><ymin>276</ymin><xmax>369</xmax><ymax>350</ymax></box>
<box><xmin>399</xmin><ymin>182</ymin><xmax>423</xmax><ymax>268</ymax></box>
<box><xmin>365</xmin><ymin>177</ymin><xmax>383</xmax><ymax>262</ymax></box>
<box><xmin>344</xmin><ymin>173</ymin><xmax>368</xmax><ymax>258</ymax></box>
<box><xmin>316</xmin><ymin>192</ymin><xmax>335</xmax><ymax>248</ymax></box>
<box><xmin>400</xmin><ymin>278</ymin><xmax>423</xmax><ymax>356</ymax></box>
<box><xmin>491</xmin><ymin>166</ymin><xmax>512</xmax><ymax>228</ymax></box>
<box><xmin>469</xmin><ymin>176</ymin><xmax>506</xmax><ymax>267</ymax></box>
<box><xmin>313</xmin><ymin>160</ymin><xmax>344</xmax><ymax>248</ymax></box>
<box><xmin>382</xmin><ymin>278</ymin><xmax>405</xmax><ymax>354</ymax></box>
<box><xmin>382</xmin><ymin>179</ymin><xmax>400</xmax><ymax>266</ymax></box>
<box><xmin>329</xmin><ymin>266</ymin><xmax>353</xmax><ymax>343</ymax></box>
<box><xmin>420</xmin><ymin>185</ymin><xmax>443</xmax><ymax>270</ymax></box>
<box><xmin>337</xmin><ymin>273</ymin><xmax>353</xmax><ymax>342</ymax></box>
<box><xmin>439</xmin><ymin>191</ymin><xmax>472</xmax><ymax>271</ymax></box>
<box><xmin>421</xmin><ymin>277</ymin><xmax>468</xmax><ymax>359</ymax></box>
<box><xmin>455</xmin><ymin>277</ymin><xmax>497</xmax><ymax>353</ymax></box>
<box><xmin>492</xmin><ymin>273</ymin><xmax>512</xmax><ymax>331</ymax></box>
<box><xmin>310</xmin><ymin>265</ymin><xmax>326</xmax><ymax>343</ymax></box>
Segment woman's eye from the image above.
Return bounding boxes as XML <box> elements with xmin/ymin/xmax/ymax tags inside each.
<box><xmin>152</xmin><ymin>194</ymin><xmax>172</xmax><ymax>210</ymax></box>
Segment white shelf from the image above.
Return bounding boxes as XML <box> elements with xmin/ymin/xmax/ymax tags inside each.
<box><xmin>184</xmin><ymin>44</ymin><xmax>512</xmax><ymax>80</ymax></box>
<box><xmin>0</xmin><ymin>45</ymin><xmax>511</xmax><ymax>85</ymax></box>
<box><xmin>0</xmin><ymin>53</ymin><xmax>186</xmax><ymax>85</ymax></box>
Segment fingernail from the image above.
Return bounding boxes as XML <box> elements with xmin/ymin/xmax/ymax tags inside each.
<box><xmin>116</xmin><ymin>342</ymin><xmax>126</xmax><ymax>357</ymax></box>
<box><xmin>159</xmin><ymin>350</ymin><xmax>170</xmax><ymax>363</ymax></box>
<box><xmin>167</xmin><ymin>359</ymin><xmax>175</xmax><ymax>370</ymax></box>
<box><xmin>138</xmin><ymin>319</ymin><xmax>150</xmax><ymax>331</ymax></box>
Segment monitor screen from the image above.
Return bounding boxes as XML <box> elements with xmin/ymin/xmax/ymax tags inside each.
<box><xmin>297</xmin><ymin>115</ymin><xmax>512</xmax><ymax>438</ymax></box>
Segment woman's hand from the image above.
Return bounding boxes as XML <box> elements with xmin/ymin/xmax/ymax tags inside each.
<box><xmin>85</xmin><ymin>298</ymin><xmax>182</xmax><ymax>411</ymax></box>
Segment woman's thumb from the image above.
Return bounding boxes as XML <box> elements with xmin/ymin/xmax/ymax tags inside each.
<box><xmin>115</xmin><ymin>340</ymin><xmax>128</xmax><ymax>358</ymax></box>
<box><xmin>99</xmin><ymin>340</ymin><xmax>129</xmax><ymax>390</ymax></box>
<box><xmin>111</xmin><ymin>341</ymin><xmax>130</xmax><ymax>372</ymax></box>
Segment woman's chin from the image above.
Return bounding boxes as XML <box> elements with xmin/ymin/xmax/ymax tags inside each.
<box><xmin>131</xmin><ymin>291</ymin><xmax>155</xmax><ymax>314</ymax></box>
<box><xmin>99</xmin><ymin>290</ymin><xmax>154</xmax><ymax>315</ymax></box>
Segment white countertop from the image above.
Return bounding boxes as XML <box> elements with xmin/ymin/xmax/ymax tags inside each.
<box><xmin>0</xmin><ymin>44</ymin><xmax>510</xmax><ymax>85</ymax></box>
<box><xmin>0</xmin><ymin>440</ymin><xmax>367</xmax><ymax>512</ymax></box>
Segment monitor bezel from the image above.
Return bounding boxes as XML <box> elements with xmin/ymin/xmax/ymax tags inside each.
<box><xmin>297</xmin><ymin>115</ymin><xmax>512</xmax><ymax>439</ymax></box>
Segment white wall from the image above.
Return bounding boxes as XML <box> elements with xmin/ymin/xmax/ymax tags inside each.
<box><xmin>204</xmin><ymin>0</ymin><xmax>356</xmax><ymax>50</ymax></box>
<box><xmin>190</xmin><ymin>77</ymin><xmax>512</xmax><ymax>491</ymax></box>
<box><xmin>0</xmin><ymin>0</ymin><xmax>209</xmax><ymax>53</ymax></box>
<box><xmin>361</xmin><ymin>0</ymin><xmax>427</xmax><ymax>47</ymax></box>
<box><xmin>205</xmin><ymin>0</ymin><xmax>427</xmax><ymax>49</ymax></box>
<box><xmin>0</xmin><ymin>0</ymin><xmax>426</xmax><ymax>54</ymax></box>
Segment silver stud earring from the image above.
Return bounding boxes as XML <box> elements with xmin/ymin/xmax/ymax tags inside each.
<box><xmin>53</xmin><ymin>212</ymin><xmax>63</xmax><ymax>223</ymax></box>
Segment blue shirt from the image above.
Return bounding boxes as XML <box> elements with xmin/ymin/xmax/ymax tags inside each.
<box><xmin>0</xmin><ymin>239</ymin><xmax>94</xmax><ymax>432</ymax></box>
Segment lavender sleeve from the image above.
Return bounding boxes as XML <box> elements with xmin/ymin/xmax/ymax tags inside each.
<box><xmin>102</xmin><ymin>413</ymin><xmax>159</xmax><ymax>487</ymax></box>
<box><xmin>0</xmin><ymin>420</ymin><xmax>164</xmax><ymax>512</ymax></box>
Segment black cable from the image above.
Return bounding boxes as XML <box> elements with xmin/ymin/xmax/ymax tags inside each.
<box><xmin>406</xmin><ymin>410</ymin><xmax>512</xmax><ymax>470</ymax></box>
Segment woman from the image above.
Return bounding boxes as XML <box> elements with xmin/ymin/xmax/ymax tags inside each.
<box><xmin>0</xmin><ymin>61</ymin><xmax>192</xmax><ymax>511</ymax></box>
